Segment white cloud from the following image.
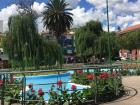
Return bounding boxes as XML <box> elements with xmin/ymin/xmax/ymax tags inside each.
<box><xmin>70</xmin><ymin>7</ymin><xmax>94</xmax><ymax>27</ymax></box>
<box><xmin>0</xmin><ymin>4</ymin><xmax>18</xmax><ymax>32</ymax></box>
<box><xmin>36</xmin><ymin>17</ymin><xmax>45</xmax><ymax>32</ymax></box>
<box><xmin>70</xmin><ymin>6</ymin><xmax>107</xmax><ymax>27</ymax></box>
<box><xmin>0</xmin><ymin>2</ymin><xmax>46</xmax><ymax>33</ymax></box>
<box><xmin>103</xmin><ymin>26</ymin><xmax>116</xmax><ymax>32</ymax></box>
<box><xmin>1</xmin><ymin>0</ymin><xmax>140</xmax><ymax>32</ymax></box>
<box><xmin>31</xmin><ymin>2</ymin><xmax>46</xmax><ymax>15</ymax></box>
<box><xmin>86</xmin><ymin>0</ymin><xmax>140</xmax><ymax>31</ymax></box>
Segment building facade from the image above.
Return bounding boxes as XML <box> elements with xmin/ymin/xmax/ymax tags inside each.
<box><xmin>41</xmin><ymin>29</ymin><xmax>75</xmax><ymax>63</ymax></box>
<box><xmin>118</xmin><ymin>24</ymin><xmax>140</xmax><ymax>60</ymax></box>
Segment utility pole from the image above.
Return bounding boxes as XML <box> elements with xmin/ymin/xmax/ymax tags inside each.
<box><xmin>106</xmin><ymin>0</ymin><xmax>111</xmax><ymax>65</ymax></box>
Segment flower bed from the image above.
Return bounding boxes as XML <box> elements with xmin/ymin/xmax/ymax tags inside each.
<box><xmin>70</xmin><ymin>70</ymin><xmax>124</xmax><ymax>103</ymax></box>
<box><xmin>0</xmin><ymin>68</ymin><xmax>124</xmax><ymax>105</ymax></box>
<box><xmin>0</xmin><ymin>79</ymin><xmax>22</xmax><ymax>104</ymax></box>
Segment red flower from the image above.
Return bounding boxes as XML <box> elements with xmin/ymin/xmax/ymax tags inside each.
<box><xmin>32</xmin><ymin>90</ymin><xmax>35</xmax><ymax>93</ymax></box>
<box><xmin>57</xmin><ymin>80</ymin><xmax>62</xmax><ymax>87</ymax></box>
<box><xmin>0</xmin><ymin>80</ymin><xmax>3</xmax><ymax>86</ymax></box>
<box><xmin>77</xmin><ymin>70</ymin><xmax>83</xmax><ymax>75</ymax></box>
<box><xmin>38</xmin><ymin>88</ymin><xmax>44</xmax><ymax>96</ymax></box>
<box><xmin>99</xmin><ymin>72</ymin><xmax>109</xmax><ymax>79</ymax></box>
<box><xmin>28</xmin><ymin>83</ymin><xmax>33</xmax><ymax>89</ymax></box>
<box><xmin>71</xmin><ymin>85</ymin><xmax>77</xmax><ymax>90</ymax></box>
<box><xmin>86</xmin><ymin>74</ymin><xmax>94</xmax><ymax>80</ymax></box>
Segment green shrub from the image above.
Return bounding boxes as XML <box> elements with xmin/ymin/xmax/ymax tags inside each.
<box><xmin>48</xmin><ymin>83</ymin><xmax>85</xmax><ymax>105</ymax></box>
<box><xmin>4</xmin><ymin>80</ymin><xmax>22</xmax><ymax>104</ymax></box>
<box><xmin>136</xmin><ymin>69</ymin><xmax>140</xmax><ymax>75</ymax></box>
<box><xmin>121</xmin><ymin>70</ymin><xmax>128</xmax><ymax>76</ymax></box>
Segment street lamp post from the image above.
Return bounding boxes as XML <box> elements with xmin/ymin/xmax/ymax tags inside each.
<box><xmin>106</xmin><ymin>0</ymin><xmax>111</xmax><ymax>65</ymax></box>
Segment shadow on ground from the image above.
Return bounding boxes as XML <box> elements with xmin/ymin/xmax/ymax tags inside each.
<box><xmin>100</xmin><ymin>86</ymin><xmax>138</xmax><ymax>105</ymax></box>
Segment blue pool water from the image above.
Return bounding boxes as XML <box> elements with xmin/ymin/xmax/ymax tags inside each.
<box><xmin>18</xmin><ymin>68</ymin><xmax>118</xmax><ymax>101</ymax></box>
<box><xmin>23</xmin><ymin>73</ymin><xmax>71</xmax><ymax>101</ymax></box>
<box><xmin>21</xmin><ymin>72</ymin><xmax>91</xmax><ymax>101</ymax></box>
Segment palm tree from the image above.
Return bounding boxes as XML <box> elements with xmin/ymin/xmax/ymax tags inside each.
<box><xmin>43</xmin><ymin>0</ymin><xmax>73</xmax><ymax>39</ymax></box>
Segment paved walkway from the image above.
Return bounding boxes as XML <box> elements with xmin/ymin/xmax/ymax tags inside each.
<box><xmin>101</xmin><ymin>76</ymin><xmax>140</xmax><ymax>105</ymax></box>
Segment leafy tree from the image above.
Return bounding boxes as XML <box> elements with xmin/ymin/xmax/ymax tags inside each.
<box><xmin>43</xmin><ymin>0</ymin><xmax>73</xmax><ymax>38</ymax></box>
<box><xmin>5</xmin><ymin>13</ymin><xmax>39</xmax><ymax>69</ymax></box>
<box><xmin>120</xmin><ymin>30</ymin><xmax>140</xmax><ymax>50</ymax></box>
<box><xmin>75</xmin><ymin>21</ymin><xmax>103</xmax><ymax>62</ymax></box>
<box><xmin>3</xmin><ymin>13</ymin><xmax>63</xmax><ymax>70</ymax></box>
<box><xmin>119</xmin><ymin>30</ymin><xmax>140</xmax><ymax>60</ymax></box>
<box><xmin>83</xmin><ymin>20</ymin><xmax>103</xmax><ymax>36</ymax></box>
<box><xmin>95</xmin><ymin>32</ymin><xmax>120</xmax><ymax>59</ymax></box>
<box><xmin>42</xmin><ymin>39</ymin><xmax>63</xmax><ymax>66</ymax></box>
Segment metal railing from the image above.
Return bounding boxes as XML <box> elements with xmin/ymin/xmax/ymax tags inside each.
<box><xmin>0</xmin><ymin>65</ymin><xmax>123</xmax><ymax>105</ymax></box>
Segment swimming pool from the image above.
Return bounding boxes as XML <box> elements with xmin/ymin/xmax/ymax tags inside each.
<box><xmin>19</xmin><ymin>68</ymin><xmax>118</xmax><ymax>101</ymax></box>
<box><xmin>23</xmin><ymin>72</ymin><xmax>89</xmax><ymax>101</ymax></box>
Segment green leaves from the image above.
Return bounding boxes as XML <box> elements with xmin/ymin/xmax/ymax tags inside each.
<box><xmin>4</xmin><ymin>14</ymin><xmax>39</xmax><ymax>69</ymax></box>
<box><xmin>95</xmin><ymin>32</ymin><xmax>119</xmax><ymax>58</ymax></box>
<box><xmin>3</xmin><ymin>13</ymin><xmax>64</xmax><ymax>70</ymax></box>
<box><xmin>120</xmin><ymin>30</ymin><xmax>140</xmax><ymax>50</ymax></box>
<box><xmin>42</xmin><ymin>38</ymin><xmax>64</xmax><ymax>66</ymax></box>
<box><xmin>75</xmin><ymin>21</ymin><xmax>103</xmax><ymax>60</ymax></box>
<box><xmin>75</xmin><ymin>20</ymin><xmax>121</xmax><ymax>61</ymax></box>
<box><xmin>43</xmin><ymin>0</ymin><xmax>73</xmax><ymax>38</ymax></box>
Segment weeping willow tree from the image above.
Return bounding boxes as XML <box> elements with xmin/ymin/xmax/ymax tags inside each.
<box><xmin>75</xmin><ymin>20</ymin><xmax>120</xmax><ymax>63</ymax></box>
<box><xmin>75</xmin><ymin>21</ymin><xmax>103</xmax><ymax>62</ymax></box>
<box><xmin>95</xmin><ymin>32</ymin><xmax>120</xmax><ymax>60</ymax></box>
<box><xmin>42</xmin><ymin>39</ymin><xmax>63</xmax><ymax>67</ymax></box>
<box><xmin>3</xmin><ymin>13</ymin><xmax>63</xmax><ymax>70</ymax></box>
<box><xmin>75</xmin><ymin>28</ymin><xmax>96</xmax><ymax>62</ymax></box>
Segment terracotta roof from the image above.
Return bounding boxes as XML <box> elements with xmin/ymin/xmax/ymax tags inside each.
<box><xmin>118</xmin><ymin>24</ymin><xmax>140</xmax><ymax>35</ymax></box>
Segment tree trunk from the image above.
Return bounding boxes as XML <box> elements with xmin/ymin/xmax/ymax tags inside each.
<box><xmin>136</xmin><ymin>49</ymin><xmax>137</xmax><ymax>60</ymax></box>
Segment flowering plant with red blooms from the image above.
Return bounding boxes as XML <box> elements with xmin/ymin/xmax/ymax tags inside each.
<box><xmin>0</xmin><ymin>80</ymin><xmax>3</xmax><ymax>86</ymax></box>
<box><xmin>48</xmin><ymin>83</ymin><xmax>84</xmax><ymax>105</ymax></box>
<box><xmin>86</xmin><ymin>74</ymin><xmax>94</xmax><ymax>80</ymax></box>
<box><xmin>99</xmin><ymin>72</ymin><xmax>109</xmax><ymax>79</ymax></box>
<box><xmin>32</xmin><ymin>89</ymin><xmax>35</xmax><ymax>93</ymax></box>
<box><xmin>77</xmin><ymin>70</ymin><xmax>83</xmax><ymax>75</ymax></box>
<box><xmin>38</xmin><ymin>88</ymin><xmax>44</xmax><ymax>96</ymax></box>
<box><xmin>71</xmin><ymin>85</ymin><xmax>77</xmax><ymax>90</ymax></box>
<box><xmin>57</xmin><ymin>80</ymin><xmax>62</xmax><ymax>87</ymax></box>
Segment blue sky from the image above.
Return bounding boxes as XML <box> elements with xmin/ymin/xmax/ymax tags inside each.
<box><xmin>0</xmin><ymin>0</ymin><xmax>140</xmax><ymax>32</ymax></box>
<box><xmin>0</xmin><ymin>0</ymin><xmax>137</xmax><ymax>10</ymax></box>
<box><xmin>0</xmin><ymin>0</ymin><xmax>93</xmax><ymax>9</ymax></box>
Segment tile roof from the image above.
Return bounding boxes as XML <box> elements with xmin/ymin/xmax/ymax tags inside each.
<box><xmin>118</xmin><ymin>24</ymin><xmax>140</xmax><ymax>35</ymax></box>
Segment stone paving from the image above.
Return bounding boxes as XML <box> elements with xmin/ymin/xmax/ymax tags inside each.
<box><xmin>101</xmin><ymin>76</ymin><xmax>140</xmax><ymax>105</ymax></box>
